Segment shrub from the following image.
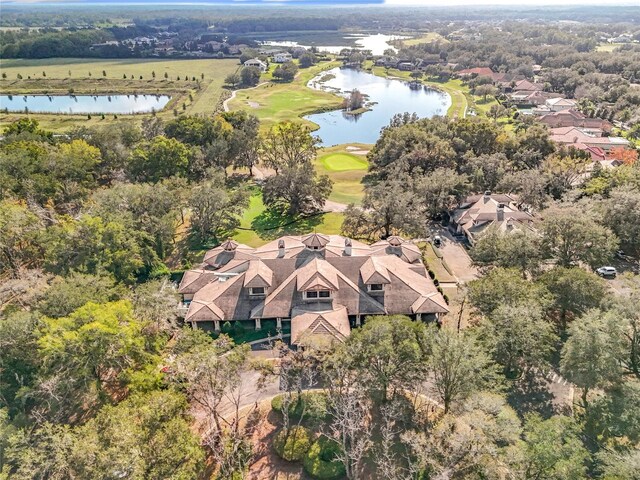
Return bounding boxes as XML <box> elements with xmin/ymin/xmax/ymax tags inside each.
<box><xmin>273</xmin><ymin>426</ymin><xmax>312</xmax><ymax>462</ymax></box>
<box><xmin>303</xmin><ymin>436</ymin><xmax>346</xmax><ymax>480</ymax></box>
<box><xmin>233</xmin><ymin>321</ymin><xmax>246</xmax><ymax>336</ymax></box>
<box><xmin>221</xmin><ymin>321</ymin><xmax>232</xmax><ymax>334</ymax></box>
<box><xmin>271</xmin><ymin>392</ymin><xmax>328</xmax><ymax>422</ymax></box>
<box><xmin>428</xmin><ymin>270</ymin><xmax>436</xmax><ymax>280</ymax></box>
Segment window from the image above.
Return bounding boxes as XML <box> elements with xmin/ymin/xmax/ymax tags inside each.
<box><xmin>367</xmin><ymin>284</ymin><xmax>384</xmax><ymax>292</ymax></box>
<box><xmin>304</xmin><ymin>290</ymin><xmax>331</xmax><ymax>299</ymax></box>
<box><xmin>249</xmin><ymin>287</ymin><xmax>265</xmax><ymax>296</ymax></box>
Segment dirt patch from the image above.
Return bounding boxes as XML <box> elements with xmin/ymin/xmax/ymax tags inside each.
<box><xmin>247</xmin><ymin>100</ymin><xmax>260</xmax><ymax>108</ymax></box>
<box><xmin>248</xmin><ymin>407</ymin><xmax>309</xmax><ymax>480</ymax></box>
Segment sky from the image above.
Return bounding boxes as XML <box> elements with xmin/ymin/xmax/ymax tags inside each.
<box><xmin>3</xmin><ymin>0</ymin><xmax>639</xmax><ymax>4</ymax></box>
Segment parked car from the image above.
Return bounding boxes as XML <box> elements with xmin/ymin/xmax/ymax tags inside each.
<box><xmin>596</xmin><ymin>266</ymin><xmax>617</xmax><ymax>278</ymax></box>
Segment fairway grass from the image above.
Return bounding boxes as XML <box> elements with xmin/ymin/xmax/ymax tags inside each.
<box><xmin>233</xmin><ymin>188</ymin><xmax>344</xmax><ymax>247</ymax></box>
<box><xmin>228</xmin><ymin>60</ymin><xmax>342</xmax><ymax>130</ymax></box>
<box><xmin>401</xmin><ymin>32</ymin><xmax>449</xmax><ymax>46</ymax></box>
<box><xmin>0</xmin><ymin>58</ymin><xmax>240</xmax><ymax>131</ymax></box>
<box><xmin>320</xmin><ymin>152</ymin><xmax>368</xmax><ymax>171</ymax></box>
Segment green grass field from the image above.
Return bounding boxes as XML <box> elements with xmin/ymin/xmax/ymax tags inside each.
<box><xmin>0</xmin><ymin>58</ymin><xmax>240</xmax><ymax>131</ymax></box>
<box><xmin>233</xmin><ymin>188</ymin><xmax>344</xmax><ymax>247</ymax></box>
<box><xmin>315</xmin><ymin>145</ymin><xmax>370</xmax><ymax>205</ymax></box>
<box><xmin>596</xmin><ymin>43</ymin><xmax>625</xmax><ymax>52</ymax></box>
<box><xmin>320</xmin><ymin>152</ymin><xmax>368</xmax><ymax>171</ymax></box>
<box><xmin>228</xmin><ymin>60</ymin><xmax>342</xmax><ymax>130</ymax></box>
<box><xmin>401</xmin><ymin>32</ymin><xmax>449</xmax><ymax>46</ymax></box>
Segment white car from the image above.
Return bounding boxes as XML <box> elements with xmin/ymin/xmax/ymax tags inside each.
<box><xmin>596</xmin><ymin>266</ymin><xmax>617</xmax><ymax>278</ymax></box>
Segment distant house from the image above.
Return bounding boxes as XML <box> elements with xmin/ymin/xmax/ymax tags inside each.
<box><xmin>545</xmin><ymin>98</ymin><xmax>577</xmax><ymax>112</ymax></box>
<box><xmin>178</xmin><ymin>234</ymin><xmax>448</xmax><ymax>347</ymax></box>
<box><xmin>243</xmin><ymin>58</ymin><xmax>268</xmax><ymax>72</ymax></box>
<box><xmin>538</xmin><ymin>109</ymin><xmax>612</xmax><ymax>133</ymax></box>
<box><xmin>272</xmin><ymin>52</ymin><xmax>293</xmax><ymax>63</ymax></box>
<box><xmin>512</xmin><ymin>79</ymin><xmax>543</xmax><ymax>92</ymax></box>
<box><xmin>549</xmin><ymin>126</ymin><xmax>630</xmax><ymax>151</ymax></box>
<box><xmin>456</xmin><ymin>67</ymin><xmax>494</xmax><ymax>78</ymax></box>
<box><xmin>450</xmin><ymin>192</ymin><xmax>535</xmax><ymax>245</ymax></box>
<box><xmin>397</xmin><ymin>62</ymin><xmax>414</xmax><ymax>71</ymax></box>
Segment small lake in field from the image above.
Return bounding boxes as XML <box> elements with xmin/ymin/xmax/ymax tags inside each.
<box><xmin>0</xmin><ymin>94</ymin><xmax>171</xmax><ymax>114</ymax></box>
<box><xmin>262</xmin><ymin>33</ymin><xmax>408</xmax><ymax>56</ymax></box>
<box><xmin>305</xmin><ymin>67</ymin><xmax>451</xmax><ymax>146</ymax></box>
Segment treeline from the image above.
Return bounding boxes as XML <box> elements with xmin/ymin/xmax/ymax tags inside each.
<box><xmin>0</xmin><ymin>29</ymin><xmax>113</xmax><ymax>59</ymax></box>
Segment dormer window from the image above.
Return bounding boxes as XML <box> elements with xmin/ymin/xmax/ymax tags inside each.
<box><xmin>249</xmin><ymin>287</ymin><xmax>265</xmax><ymax>296</ymax></box>
<box><xmin>367</xmin><ymin>284</ymin><xmax>384</xmax><ymax>292</ymax></box>
<box><xmin>304</xmin><ymin>290</ymin><xmax>331</xmax><ymax>299</ymax></box>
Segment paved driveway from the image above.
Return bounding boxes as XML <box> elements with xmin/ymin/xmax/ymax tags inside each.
<box><xmin>436</xmin><ymin>229</ymin><xmax>479</xmax><ymax>284</ymax></box>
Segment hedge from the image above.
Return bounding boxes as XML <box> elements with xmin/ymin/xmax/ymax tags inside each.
<box><xmin>273</xmin><ymin>426</ymin><xmax>312</xmax><ymax>462</ymax></box>
<box><xmin>303</xmin><ymin>436</ymin><xmax>346</xmax><ymax>480</ymax></box>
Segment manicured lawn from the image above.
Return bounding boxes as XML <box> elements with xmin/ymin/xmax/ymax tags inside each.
<box><xmin>401</xmin><ymin>32</ymin><xmax>449</xmax><ymax>46</ymax></box>
<box><xmin>320</xmin><ymin>152</ymin><xmax>368</xmax><ymax>171</ymax></box>
<box><xmin>0</xmin><ymin>58</ymin><xmax>240</xmax><ymax>131</ymax></box>
<box><xmin>315</xmin><ymin>144</ymin><xmax>371</xmax><ymax>206</ymax></box>
<box><xmin>228</xmin><ymin>60</ymin><xmax>342</xmax><ymax>130</ymax></box>
<box><xmin>233</xmin><ymin>187</ymin><xmax>344</xmax><ymax>247</ymax></box>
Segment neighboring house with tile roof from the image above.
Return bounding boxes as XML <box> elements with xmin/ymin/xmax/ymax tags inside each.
<box><xmin>549</xmin><ymin>126</ymin><xmax>630</xmax><ymax>151</ymax></box>
<box><xmin>178</xmin><ymin>233</ymin><xmax>448</xmax><ymax>347</ymax></box>
<box><xmin>538</xmin><ymin>110</ymin><xmax>612</xmax><ymax>133</ymax></box>
<box><xmin>451</xmin><ymin>192</ymin><xmax>536</xmax><ymax>245</ymax></box>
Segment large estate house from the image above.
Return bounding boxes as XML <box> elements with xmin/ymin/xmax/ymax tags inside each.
<box><xmin>178</xmin><ymin>233</ymin><xmax>449</xmax><ymax>347</ymax></box>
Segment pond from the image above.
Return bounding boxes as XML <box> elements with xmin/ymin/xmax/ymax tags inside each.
<box><xmin>262</xmin><ymin>33</ymin><xmax>408</xmax><ymax>56</ymax></box>
<box><xmin>305</xmin><ymin>67</ymin><xmax>451</xmax><ymax>146</ymax></box>
<box><xmin>0</xmin><ymin>94</ymin><xmax>171</xmax><ymax>114</ymax></box>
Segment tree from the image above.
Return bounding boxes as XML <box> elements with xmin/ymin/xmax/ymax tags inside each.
<box><xmin>587</xmin><ymin>381</ymin><xmax>640</xmax><ymax>445</ymax></box>
<box><xmin>336</xmin><ymin>315</ymin><xmax>428</xmax><ymax>402</ymax></box>
<box><xmin>298</xmin><ymin>52</ymin><xmax>317</xmax><ymax>68</ymax></box>
<box><xmin>561</xmin><ymin>309</ymin><xmax>625</xmax><ymax>408</ymax></box>
<box><xmin>475</xmin><ymin>84</ymin><xmax>497</xmax><ymax>102</ymax></box>
<box><xmin>539</xmin><ymin>267</ymin><xmax>607</xmax><ymax>331</ymax></box>
<box><xmin>479</xmin><ymin>303</ymin><xmax>558</xmax><ymax>377</ymax></box>
<box><xmin>0</xmin><ymin>200</ymin><xmax>43</xmax><ymax>276</ymax></box>
<box><xmin>225</xmin><ymin>72</ymin><xmax>241</xmax><ymax>88</ymax></box>
<box><xmin>343</xmin><ymin>89</ymin><xmax>365</xmax><ymax>111</ymax></box>
<box><xmin>130</xmin><ymin>278</ymin><xmax>180</xmax><ymax>334</ymax></box>
<box><xmin>273</xmin><ymin>62</ymin><xmax>298</xmax><ymax>82</ymax></box>
<box><xmin>521</xmin><ymin>414</ymin><xmax>589</xmax><ymax>480</ymax></box>
<box><xmin>44</xmin><ymin>215</ymin><xmax>153</xmax><ymax>284</ymax></box>
<box><xmin>464</xmin><ymin>152</ymin><xmax>511</xmax><ymax>192</ymax></box>
<box><xmin>240</xmin><ymin>66</ymin><xmax>261</xmax><ymax>87</ymax></box>
<box><xmin>427</xmin><ymin>327</ymin><xmax>499</xmax><ymax>413</ymax></box>
<box><xmin>260</xmin><ymin>122</ymin><xmax>317</xmax><ymax>171</ymax></box>
<box><xmin>168</xmin><ymin>336</ymin><xmax>255</xmax><ymax>478</ymax></box>
<box><xmin>341</xmin><ymin>174</ymin><xmax>425</xmax><ymax>240</ymax></box>
<box><xmin>37</xmin><ymin>272</ymin><xmax>122</xmax><ymax>318</ymax></box>
<box><xmin>468</xmin><ymin>268</ymin><xmax>551</xmax><ymax>316</ymax></box>
<box><xmin>128</xmin><ymin>136</ymin><xmax>190</xmax><ymax>182</ymax></box>
<box><xmin>470</xmin><ymin>226</ymin><xmax>545</xmax><ymax>277</ymax></box>
<box><xmin>541</xmin><ymin>204</ymin><xmax>619</xmax><ymax>269</ymax></box>
<box><xmin>418</xmin><ymin>167</ymin><xmax>470</xmax><ymax>218</ymax></box>
<box><xmin>602</xmin><ymin>186</ymin><xmax>640</xmax><ymax>256</ymax></box>
<box><xmin>262</xmin><ymin>166</ymin><xmax>332</xmax><ymax>216</ymax></box>
<box><xmin>488</xmin><ymin>103</ymin><xmax>508</xmax><ymax>122</ymax></box>
<box><xmin>188</xmin><ymin>172</ymin><xmax>249</xmax><ymax>242</ymax></box>
<box><xmin>404</xmin><ymin>393</ymin><xmax>522</xmax><ymax>480</ymax></box>
<box><xmin>36</xmin><ymin>301</ymin><xmax>151</xmax><ymax>418</ymax></box>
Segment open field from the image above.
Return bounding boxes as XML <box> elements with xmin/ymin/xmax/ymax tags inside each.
<box><xmin>233</xmin><ymin>188</ymin><xmax>344</xmax><ymax>248</ymax></box>
<box><xmin>315</xmin><ymin>144</ymin><xmax>370</xmax><ymax>205</ymax></box>
<box><xmin>596</xmin><ymin>42</ymin><xmax>626</xmax><ymax>52</ymax></box>
<box><xmin>400</xmin><ymin>32</ymin><xmax>449</xmax><ymax>46</ymax></box>
<box><xmin>228</xmin><ymin>60</ymin><xmax>342</xmax><ymax>130</ymax></box>
<box><xmin>0</xmin><ymin>58</ymin><xmax>240</xmax><ymax>131</ymax></box>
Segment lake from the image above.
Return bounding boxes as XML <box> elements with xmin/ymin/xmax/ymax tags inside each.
<box><xmin>305</xmin><ymin>67</ymin><xmax>451</xmax><ymax>146</ymax></box>
<box><xmin>0</xmin><ymin>94</ymin><xmax>171</xmax><ymax>114</ymax></box>
<box><xmin>262</xmin><ymin>33</ymin><xmax>408</xmax><ymax>56</ymax></box>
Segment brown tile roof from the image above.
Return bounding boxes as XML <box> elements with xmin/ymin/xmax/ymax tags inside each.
<box><xmin>291</xmin><ymin>304</ymin><xmax>350</xmax><ymax>346</ymax></box>
<box><xmin>243</xmin><ymin>260</ymin><xmax>273</xmax><ymax>288</ymax></box>
<box><xmin>181</xmin><ymin>235</ymin><xmax>448</xmax><ymax>329</ymax></box>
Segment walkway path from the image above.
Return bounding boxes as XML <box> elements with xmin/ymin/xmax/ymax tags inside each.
<box><xmin>436</xmin><ymin>229</ymin><xmax>478</xmax><ymax>283</ymax></box>
<box><xmin>223</xmin><ymin>81</ymin><xmax>268</xmax><ymax>112</ymax></box>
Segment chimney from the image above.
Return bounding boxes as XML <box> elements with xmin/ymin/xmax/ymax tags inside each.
<box><xmin>497</xmin><ymin>203</ymin><xmax>505</xmax><ymax>221</ymax></box>
<box><xmin>483</xmin><ymin>190</ymin><xmax>492</xmax><ymax>203</ymax></box>
<box><xmin>278</xmin><ymin>239</ymin><xmax>285</xmax><ymax>258</ymax></box>
<box><xmin>344</xmin><ymin>238</ymin><xmax>352</xmax><ymax>256</ymax></box>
